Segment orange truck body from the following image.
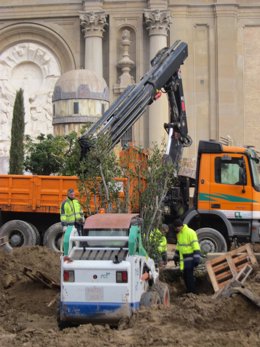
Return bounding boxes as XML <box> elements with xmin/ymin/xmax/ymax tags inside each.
<box><xmin>0</xmin><ymin>175</ymin><xmax>128</xmax><ymax>214</ymax></box>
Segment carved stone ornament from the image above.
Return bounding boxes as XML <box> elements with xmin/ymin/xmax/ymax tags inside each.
<box><xmin>144</xmin><ymin>9</ymin><xmax>171</xmax><ymax>36</ymax></box>
<box><xmin>79</xmin><ymin>10</ymin><xmax>108</xmax><ymax>38</ymax></box>
<box><xmin>0</xmin><ymin>42</ymin><xmax>61</xmax><ymax>173</ymax></box>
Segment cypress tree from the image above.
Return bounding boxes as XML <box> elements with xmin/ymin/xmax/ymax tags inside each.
<box><xmin>9</xmin><ymin>88</ymin><xmax>25</xmax><ymax>174</ymax></box>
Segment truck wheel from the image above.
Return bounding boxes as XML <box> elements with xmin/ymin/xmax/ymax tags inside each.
<box><xmin>140</xmin><ymin>291</ymin><xmax>161</xmax><ymax>308</ymax></box>
<box><xmin>29</xmin><ymin>223</ymin><xmax>41</xmax><ymax>245</ymax></box>
<box><xmin>153</xmin><ymin>281</ymin><xmax>170</xmax><ymax>306</ymax></box>
<box><xmin>43</xmin><ymin>223</ymin><xmax>63</xmax><ymax>252</ymax></box>
<box><xmin>0</xmin><ymin>220</ymin><xmax>37</xmax><ymax>247</ymax></box>
<box><xmin>196</xmin><ymin>227</ymin><xmax>228</xmax><ymax>253</ymax></box>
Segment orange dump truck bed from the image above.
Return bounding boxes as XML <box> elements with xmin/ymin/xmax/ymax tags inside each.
<box><xmin>0</xmin><ymin>175</ymin><xmax>128</xmax><ymax>214</ymax></box>
<box><xmin>0</xmin><ymin>175</ymin><xmax>80</xmax><ymax>214</ymax></box>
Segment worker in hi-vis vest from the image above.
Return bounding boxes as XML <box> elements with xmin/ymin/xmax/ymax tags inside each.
<box><xmin>173</xmin><ymin>218</ymin><xmax>201</xmax><ymax>294</ymax></box>
<box><xmin>60</xmin><ymin>188</ymin><xmax>85</xmax><ymax>233</ymax></box>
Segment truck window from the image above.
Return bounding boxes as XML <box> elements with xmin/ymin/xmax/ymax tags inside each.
<box><xmin>85</xmin><ymin>229</ymin><xmax>128</xmax><ymax>247</ymax></box>
<box><xmin>250</xmin><ymin>156</ymin><xmax>260</xmax><ymax>189</ymax></box>
<box><xmin>215</xmin><ymin>157</ymin><xmax>246</xmax><ymax>185</ymax></box>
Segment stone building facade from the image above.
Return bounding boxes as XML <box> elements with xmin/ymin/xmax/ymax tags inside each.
<box><xmin>1</xmin><ymin>0</ymin><xmax>260</xmax><ymax>173</ymax></box>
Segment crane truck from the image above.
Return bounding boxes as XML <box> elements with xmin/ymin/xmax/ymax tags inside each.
<box><xmin>58</xmin><ymin>38</ymin><xmax>260</xmax><ymax>326</ymax></box>
<box><xmin>77</xmin><ymin>39</ymin><xmax>260</xmax><ymax>254</ymax></box>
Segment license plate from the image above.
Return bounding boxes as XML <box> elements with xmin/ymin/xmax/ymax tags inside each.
<box><xmin>86</xmin><ymin>287</ymin><xmax>104</xmax><ymax>301</ymax></box>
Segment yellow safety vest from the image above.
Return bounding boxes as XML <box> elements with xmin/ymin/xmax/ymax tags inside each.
<box><xmin>60</xmin><ymin>198</ymin><xmax>83</xmax><ymax>226</ymax></box>
<box><xmin>176</xmin><ymin>224</ymin><xmax>200</xmax><ymax>270</ymax></box>
<box><xmin>150</xmin><ymin>228</ymin><xmax>167</xmax><ymax>253</ymax></box>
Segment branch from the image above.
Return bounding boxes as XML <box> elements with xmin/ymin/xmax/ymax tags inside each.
<box><xmin>99</xmin><ymin>163</ymin><xmax>112</xmax><ymax>212</ymax></box>
<box><xmin>145</xmin><ymin>175</ymin><xmax>170</xmax><ymax>243</ymax></box>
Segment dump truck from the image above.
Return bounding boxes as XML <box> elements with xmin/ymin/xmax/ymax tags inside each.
<box><xmin>58</xmin><ymin>213</ymin><xmax>170</xmax><ymax>328</ymax></box>
<box><xmin>0</xmin><ymin>174</ymin><xmax>128</xmax><ymax>251</ymax></box>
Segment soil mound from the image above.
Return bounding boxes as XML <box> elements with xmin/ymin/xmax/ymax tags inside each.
<box><xmin>0</xmin><ymin>247</ymin><xmax>259</xmax><ymax>347</ymax></box>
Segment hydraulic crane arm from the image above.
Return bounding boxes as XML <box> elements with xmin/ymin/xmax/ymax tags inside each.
<box><xmin>79</xmin><ymin>40</ymin><xmax>192</xmax><ymax>163</ymax></box>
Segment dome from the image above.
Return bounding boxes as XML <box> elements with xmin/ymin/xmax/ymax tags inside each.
<box><xmin>52</xmin><ymin>69</ymin><xmax>109</xmax><ymax>102</ymax></box>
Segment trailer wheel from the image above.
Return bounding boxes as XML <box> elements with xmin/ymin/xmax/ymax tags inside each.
<box><xmin>196</xmin><ymin>227</ymin><xmax>228</xmax><ymax>253</ymax></box>
<box><xmin>140</xmin><ymin>291</ymin><xmax>161</xmax><ymax>308</ymax></box>
<box><xmin>0</xmin><ymin>220</ymin><xmax>37</xmax><ymax>247</ymax></box>
<box><xmin>43</xmin><ymin>223</ymin><xmax>63</xmax><ymax>252</ymax></box>
<box><xmin>153</xmin><ymin>281</ymin><xmax>170</xmax><ymax>306</ymax></box>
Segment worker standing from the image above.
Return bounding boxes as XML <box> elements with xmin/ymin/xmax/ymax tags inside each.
<box><xmin>172</xmin><ymin>218</ymin><xmax>201</xmax><ymax>294</ymax></box>
<box><xmin>60</xmin><ymin>188</ymin><xmax>85</xmax><ymax>234</ymax></box>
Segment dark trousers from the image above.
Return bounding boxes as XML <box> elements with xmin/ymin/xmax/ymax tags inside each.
<box><xmin>183</xmin><ymin>265</ymin><xmax>196</xmax><ymax>294</ymax></box>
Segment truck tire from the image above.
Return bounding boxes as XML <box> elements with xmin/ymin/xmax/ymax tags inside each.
<box><xmin>140</xmin><ymin>291</ymin><xmax>161</xmax><ymax>308</ymax></box>
<box><xmin>43</xmin><ymin>223</ymin><xmax>63</xmax><ymax>252</ymax></box>
<box><xmin>196</xmin><ymin>227</ymin><xmax>228</xmax><ymax>253</ymax></box>
<box><xmin>0</xmin><ymin>220</ymin><xmax>37</xmax><ymax>247</ymax></box>
<box><xmin>29</xmin><ymin>223</ymin><xmax>41</xmax><ymax>245</ymax></box>
<box><xmin>153</xmin><ymin>281</ymin><xmax>170</xmax><ymax>306</ymax></box>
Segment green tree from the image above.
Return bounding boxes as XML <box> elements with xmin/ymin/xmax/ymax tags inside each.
<box><xmin>24</xmin><ymin>134</ymin><xmax>66</xmax><ymax>175</ymax></box>
<box><xmin>77</xmin><ymin>134</ymin><xmax>123</xmax><ymax>215</ymax></box>
<box><xmin>9</xmin><ymin>89</ymin><xmax>25</xmax><ymax>174</ymax></box>
<box><xmin>24</xmin><ymin>132</ymin><xmax>80</xmax><ymax>175</ymax></box>
<box><xmin>120</xmin><ymin>142</ymin><xmax>176</xmax><ymax>258</ymax></box>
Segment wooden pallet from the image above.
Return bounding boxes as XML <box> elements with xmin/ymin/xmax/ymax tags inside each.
<box><xmin>23</xmin><ymin>266</ymin><xmax>60</xmax><ymax>289</ymax></box>
<box><xmin>206</xmin><ymin>244</ymin><xmax>258</xmax><ymax>292</ymax></box>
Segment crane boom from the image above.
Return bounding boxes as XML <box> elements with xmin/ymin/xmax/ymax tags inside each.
<box><xmin>79</xmin><ymin>40</ymin><xmax>192</xmax><ymax>163</ymax></box>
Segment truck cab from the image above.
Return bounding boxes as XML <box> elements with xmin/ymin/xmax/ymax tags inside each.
<box><xmin>184</xmin><ymin>140</ymin><xmax>260</xmax><ymax>253</ymax></box>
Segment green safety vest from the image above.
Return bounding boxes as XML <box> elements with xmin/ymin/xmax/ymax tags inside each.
<box><xmin>60</xmin><ymin>198</ymin><xmax>83</xmax><ymax>226</ymax></box>
<box><xmin>176</xmin><ymin>224</ymin><xmax>201</xmax><ymax>270</ymax></box>
<box><xmin>150</xmin><ymin>228</ymin><xmax>167</xmax><ymax>253</ymax></box>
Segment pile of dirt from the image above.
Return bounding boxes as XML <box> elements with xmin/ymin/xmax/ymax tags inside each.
<box><xmin>0</xmin><ymin>246</ymin><xmax>259</xmax><ymax>347</ymax></box>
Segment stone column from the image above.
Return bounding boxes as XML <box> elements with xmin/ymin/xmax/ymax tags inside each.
<box><xmin>144</xmin><ymin>9</ymin><xmax>171</xmax><ymax>147</ymax></box>
<box><xmin>79</xmin><ymin>11</ymin><xmax>107</xmax><ymax>78</ymax></box>
<box><xmin>215</xmin><ymin>3</ymin><xmax>242</xmax><ymax>145</ymax></box>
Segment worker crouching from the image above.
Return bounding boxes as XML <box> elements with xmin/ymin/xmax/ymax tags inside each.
<box><xmin>150</xmin><ymin>224</ymin><xmax>169</xmax><ymax>266</ymax></box>
<box><xmin>173</xmin><ymin>219</ymin><xmax>201</xmax><ymax>294</ymax></box>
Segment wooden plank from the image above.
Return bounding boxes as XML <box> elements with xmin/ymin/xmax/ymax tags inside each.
<box><xmin>226</xmin><ymin>254</ymin><xmax>239</xmax><ymax>276</ymax></box>
<box><xmin>211</xmin><ymin>262</ymin><xmax>230</xmax><ymax>273</ymax></box>
<box><xmin>206</xmin><ymin>262</ymin><xmax>220</xmax><ymax>292</ymax></box>
<box><xmin>207</xmin><ymin>254</ymin><xmax>228</xmax><ymax>266</ymax></box>
<box><xmin>218</xmin><ymin>278</ymin><xmax>233</xmax><ymax>289</ymax></box>
<box><xmin>215</xmin><ymin>271</ymin><xmax>233</xmax><ymax>282</ymax></box>
<box><xmin>233</xmin><ymin>254</ymin><xmax>248</xmax><ymax>266</ymax></box>
<box><xmin>245</xmin><ymin>244</ymin><xmax>258</xmax><ymax>265</ymax></box>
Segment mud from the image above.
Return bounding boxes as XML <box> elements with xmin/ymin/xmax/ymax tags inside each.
<box><xmin>0</xmin><ymin>246</ymin><xmax>259</xmax><ymax>347</ymax></box>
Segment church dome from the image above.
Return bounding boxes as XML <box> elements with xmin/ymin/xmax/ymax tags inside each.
<box><xmin>52</xmin><ymin>69</ymin><xmax>110</xmax><ymax>136</ymax></box>
<box><xmin>52</xmin><ymin>69</ymin><xmax>109</xmax><ymax>102</ymax></box>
